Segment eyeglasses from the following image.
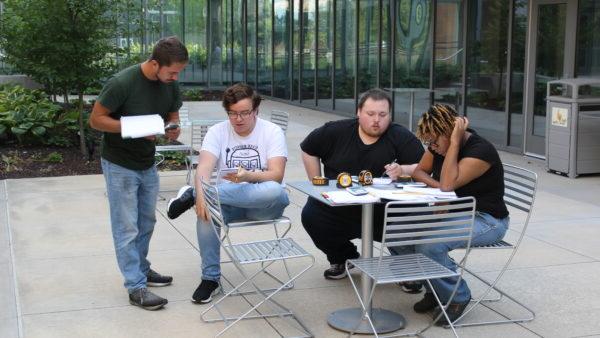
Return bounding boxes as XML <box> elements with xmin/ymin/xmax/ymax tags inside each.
<box><xmin>226</xmin><ymin>109</ymin><xmax>255</xmax><ymax>119</ymax></box>
<box><xmin>423</xmin><ymin>136</ymin><xmax>439</xmax><ymax>148</ymax></box>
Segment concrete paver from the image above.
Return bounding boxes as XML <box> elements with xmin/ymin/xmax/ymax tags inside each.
<box><xmin>1</xmin><ymin>99</ymin><xmax>600</xmax><ymax>337</ymax></box>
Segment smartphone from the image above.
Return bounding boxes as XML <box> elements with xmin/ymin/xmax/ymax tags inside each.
<box><xmin>164</xmin><ymin>123</ymin><xmax>180</xmax><ymax>131</ymax></box>
<box><xmin>346</xmin><ymin>186</ymin><xmax>368</xmax><ymax>196</ymax></box>
<box><xmin>395</xmin><ymin>182</ymin><xmax>427</xmax><ymax>188</ymax></box>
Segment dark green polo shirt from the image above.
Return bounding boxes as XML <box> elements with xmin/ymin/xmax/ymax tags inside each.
<box><xmin>97</xmin><ymin>64</ymin><xmax>182</xmax><ymax>170</ymax></box>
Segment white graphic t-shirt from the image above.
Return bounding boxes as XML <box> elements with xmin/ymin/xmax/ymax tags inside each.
<box><xmin>201</xmin><ymin>118</ymin><xmax>287</xmax><ymax>173</ymax></box>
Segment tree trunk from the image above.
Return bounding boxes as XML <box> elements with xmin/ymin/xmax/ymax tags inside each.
<box><xmin>78</xmin><ymin>91</ymin><xmax>87</xmax><ymax>156</ymax></box>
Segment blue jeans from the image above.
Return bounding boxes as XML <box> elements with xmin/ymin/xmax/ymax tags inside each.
<box><xmin>415</xmin><ymin>211</ymin><xmax>509</xmax><ymax>303</ymax></box>
<box><xmin>196</xmin><ymin>181</ymin><xmax>290</xmax><ymax>282</ymax></box>
<box><xmin>101</xmin><ymin>158</ymin><xmax>159</xmax><ymax>293</ymax></box>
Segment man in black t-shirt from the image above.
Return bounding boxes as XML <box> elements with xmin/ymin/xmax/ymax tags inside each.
<box><xmin>300</xmin><ymin>88</ymin><xmax>424</xmax><ymax>280</ymax></box>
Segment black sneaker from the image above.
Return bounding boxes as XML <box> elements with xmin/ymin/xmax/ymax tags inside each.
<box><xmin>324</xmin><ymin>262</ymin><xmax>354</xmax><ymax>280</ymax></box>
<box><xmin>167</xmin><ymin>185</ymin><xmax>195</xmax><ymax>219</ymax></box>
<box><xmin>432</xmin><ymin>299</ymin><xmax>470</xmax><ymax>326</ymax></box>
<box><xmin>414</xmin><ymin>292</ymin><xmax>439</xmax><ymax>313</ymax></box>
<box><xmin>146</xmin><ymin>269</ymin><xmax>173</xmax><ymax>287</ymax></box>
<box><xmin>129</xmin><ymin>288</ymin><xmax>168</xmax><ymax>310</ymax></box>
<box><xmin>191</xmin><ymin>280</ymin><xmax>221</xmax><ymax>304</ymax></box>
<box><xmin>399</xmin><ymin>281</ymin><xmax>423</xmax><ymax>294</ymax></box>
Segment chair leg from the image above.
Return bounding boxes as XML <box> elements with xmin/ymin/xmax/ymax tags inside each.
<box><xmin>450</xmin><ymin>267</ymin><xmax>535</xmax><ymax>328</ymax></box>
<box><xmin>202</xmin><ymin>255</ymin><xmax>315</xmax><ymax>338</ymax></box>
<box><xmin>346</xmin><ymin>272</ymin><xmax>379</xmax><ymax>338</ymax></box>
<box><xmin>417</xmin><ymin>280</ymin><xmax>460</xmax><ymax>338</ymax></box>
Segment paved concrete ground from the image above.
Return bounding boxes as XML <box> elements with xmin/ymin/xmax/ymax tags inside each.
<box><xmin>2</xmin><ymin>100</ymin><xmax>600</xmax><ymax>338</ymax></box>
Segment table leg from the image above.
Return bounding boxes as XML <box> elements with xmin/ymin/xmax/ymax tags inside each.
<box><xmin>327</xmin><ymin>204</ymin><xmax>405</xmax><ymax>334</ymax></box>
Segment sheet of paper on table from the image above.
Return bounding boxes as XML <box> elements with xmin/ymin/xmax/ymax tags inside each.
<box><xmin>323</xmin><ymin>190</ymin><xmax>380</xmax><ymax>204</ymax></box>
<box><xmin>121</xmin><ymin>114</ymin><xmax>165</xmax><ymax>139</ymax></box>
<box><xmin>372</xmin><ymin>177</ymin><xmax>392</xmax><ymax>185</ymax></box>
<box><xmin>365</xmin><ymin>187</ymin><xmax>438</xmax><ymax>201</ymax></box>
<box><xmin>402</xmin><ymin>186</ymin><xmax>457</xmax><ymax>198</ymax></box>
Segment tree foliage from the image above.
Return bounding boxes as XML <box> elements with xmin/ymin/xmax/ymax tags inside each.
<box><xmin>0</xmin><ymin>0</ymin><xmax>120</xmax><ymax>154</ymax></box>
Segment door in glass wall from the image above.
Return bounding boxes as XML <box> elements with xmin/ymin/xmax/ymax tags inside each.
<box><xmin>357</xmin><ymin>0</ymin><xmax>379</xmax><ymax>95</ymax></box>
<box><xmin>524</xmin><ymin>0</ymin><xmax>576</xmax><ymax>156</ymax></box>
<box><xmin>232</xmin><ymin>0</ymin><xmax>245</xmax><ymax>82</ymax></box>
<box><xmin>301</xmin><ymin>0</ymin><xmax>316</xmax><ymax>103</ymax></box>
<box><xmin>247</xmin><ymin>0</ymin><xmax>257</xmax><ymax>87</ymax></box>
<box><xmin>208</xmin><ymin>0</ymin><xmax>223</xmax><ymax>86</ymax></box>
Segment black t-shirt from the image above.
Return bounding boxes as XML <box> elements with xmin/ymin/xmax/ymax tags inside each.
<box><xmin>431</xmin><ymin>131</ymin><xmax>509</xmax><ymax>219</ymax></box>
<box><xmin>300</xmin><ymin>119</ymin><xmax>424</xmax><ymax>178</ymax></box>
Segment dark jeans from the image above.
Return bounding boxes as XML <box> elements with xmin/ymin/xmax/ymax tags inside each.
<box><xmin>301</xmin><ymin>197</ymin><xmax>386</xmax><ymax>264</ymax></box>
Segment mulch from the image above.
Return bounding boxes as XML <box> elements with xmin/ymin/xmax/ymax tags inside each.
<box><xmin>0</xmin><ymin>145</ymin><xmax>186</xmax><ymax>180</ymax></box>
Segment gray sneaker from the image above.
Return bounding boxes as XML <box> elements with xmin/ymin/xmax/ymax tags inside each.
<box><xmin>129</xmin><ymin>288</ymin><xmax>168</xmax><ymax>310</ymax></box>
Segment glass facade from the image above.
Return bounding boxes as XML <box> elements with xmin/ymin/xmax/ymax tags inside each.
<box><xmin>1</xmin><ymin>0</ymin><xmax>596</xmax><ymax>154</ymax></box>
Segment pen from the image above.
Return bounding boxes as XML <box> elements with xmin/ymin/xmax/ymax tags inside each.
<box><xmin>383</xmin><ymin>159</ymin><xmax>398</xmax><ymax>177</ymax></box>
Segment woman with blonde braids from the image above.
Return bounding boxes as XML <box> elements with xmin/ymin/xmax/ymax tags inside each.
<box><xmin>410</xmin><ymin>104</ymin><xmax>509</xmax><ymax>325</ymax></box>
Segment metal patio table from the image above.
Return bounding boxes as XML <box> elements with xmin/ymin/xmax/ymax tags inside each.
<box><xmin>288</xmin><ymin>180</ymin><xmax>405</xmax><ymax>334</ymax></box>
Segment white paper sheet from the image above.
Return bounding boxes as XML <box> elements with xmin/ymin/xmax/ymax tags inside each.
<box><xmin>401</xmin><ymin>186</ymin><xmax>457</xmax><ymax>198</ymax></box>
<box><xmin>121</xmin><ymin>114</ymin><xmax>165</xmax><ymax>139</ymax></box>
<box><xmin>322</xmin><ymin>190</ymin><xmax>380</xmax><ymax>204</ymax></box>
<box><xmin>372</xmin><ymin>177</ymin><xmax>392</xmax><ymax>185</ymax></box>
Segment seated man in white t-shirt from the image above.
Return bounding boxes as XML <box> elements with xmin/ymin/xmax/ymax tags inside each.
<box><xmin>166</xmin><ymin>83</ymin><xmax>289</xmax><ymax>304</ymax></box>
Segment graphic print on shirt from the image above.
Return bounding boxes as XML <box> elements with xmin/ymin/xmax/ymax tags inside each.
<box><xmin>226</xmin><ymin>144</ymin><xmax>261</xmax><ymax>170</ymax></box>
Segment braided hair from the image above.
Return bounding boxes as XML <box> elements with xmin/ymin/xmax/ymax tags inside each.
<box><xmin>416</xmin><ymin>104</ymin><xmax>458</xmax><ymax>141</ymax></box>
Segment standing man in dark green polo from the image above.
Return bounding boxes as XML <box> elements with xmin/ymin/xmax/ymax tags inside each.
<box><xmin>90</xmin><ymin>36</ymin><xmax>188</xmax><ymax>310</ymax></box>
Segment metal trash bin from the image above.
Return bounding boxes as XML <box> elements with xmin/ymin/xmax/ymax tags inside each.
<box><xmin>546</xmin><ymin>78</ymin><xmax>600</xmax><ymax>178</ymax></box>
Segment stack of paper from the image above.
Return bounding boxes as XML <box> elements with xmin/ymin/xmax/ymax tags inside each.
<box><xmin>121</xmin><ymin>114</ymin><xmax>165</xmax><ymax>139</ymax></box>
<box><xmin>323</xmin><ymin>191</ymin><xmax>379</xmax><ymax>204</ymax></box>
<box><xmin>402</xmin><ymin>186</ymin><xmax>457</xmax><ymax>198</ymax></box>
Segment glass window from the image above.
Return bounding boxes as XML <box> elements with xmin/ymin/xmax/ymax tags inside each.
<box><xmin>465</xmin><ymin>0</ymin><xmax>510</xmax><ymax>145</ymax></box>
<box><xmin>509</xmin><ymin>0</ymin><xmax>528</xmax><ymax>148</ymax></box>
<box><xmin>232</xmin><ymin>0</ymin><xmax>244</xmax><ymax>82</ymax></box>
<box><xmin>163</xmin><ymin>0</ymin><xmax>183</xmax><ymax>38</ymax></box>
<box><xmin>334</xmin><ymin>0</ymin><xmax>356</xmax><ymax>113</ymax></box>
<box><xmin>247</xmin><ymin>0</ymin><xmax>257</xmax><ymax>87</ymax></box>
<box><xmin>317</xmin><ymin>0</ymin><xmax>333</xmax><ymax>109</ymax></box>
<box><xmin>577</xmin><ymin>0</ymin><xmax>600</xmax><ymax>77</ymax></box>
<box><xmin>433</xmin><ymin>0</ymin><xmax>463</xmax><ymax>112</ymax></box>
<box><xmin>208</xmin><ymin>0</ymin><xmax>223</xmax><ymax>86</ymax></box>
<box><xmin>301</xmin><ymin>0</ymin><xmax>316</xmax><ymax>103</ymax></box>
<box><xmin>393</xmin><ymin>0</ymin><xmax>432</xmax><ymax>129</ymax></box>
<box><xmin>357</xmin><ymin>0</ymin><xmax>379</xmax><ymax>94</ymax></box>
<box><xmin>273</xmin><ymin>0</ymin><xmax>291</xmax><ymax>99</ymax></box>
<box><xmin>292</xmin><ymin>0</ymin><xmax>300</xmax><ymax>100</ymax></box>
<box><xmin>221</xmin><ymin>0</ymin><xmax>232</xmax><ymax>85</ymax></box>
<box><xmin>380</xmin><ymin>0</ymin><xmax>392</xmax><ymax>90</ymax></box>
<box><xmin>257</xmin><ymin>0</ymin><xmax>272</xmax><ymax>95</ymax></box>
<box><xmin>183</xmin><ymin>0</ymin><xmax>207</xmax><ymax>84</ymax></box>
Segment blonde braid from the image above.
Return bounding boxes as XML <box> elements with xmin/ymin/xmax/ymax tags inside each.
<box><xmin>416</xmin><ymin>104</ymin><xmax>458</xmax><ymax>141</ymax></box>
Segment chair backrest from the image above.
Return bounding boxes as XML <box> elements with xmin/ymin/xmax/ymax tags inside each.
<box><xmin>502</xmin><ymin>163</ymin><xmax>537</xmax><ymax>216</ymax></box>
<box><xmin>270</xmin><ymin>110</ymin><xmax>289</xmax><ymax>134</ymax></box>
<box><xmin>201</xmin><ymin>179</ymin><xmax>227</xmax><ymax>231</ymax></box>
<box><xmin>179</xmin><ymin>106</ymin><xmax>190</xmax><ymax>127</ymax></box>
<box><xmin>381</xmin><ymin>197</ymin><xmax>476</xmax><ymax>253</ymax></box>
<box><xmin>191</xmin><ymin>120</ymin><xmax>220</xmax><ymax>150</ymax></box>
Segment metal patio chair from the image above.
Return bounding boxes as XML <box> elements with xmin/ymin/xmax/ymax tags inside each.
<box><xmin>451</xmin><ymin>163</ymin><xmax>538</xmax><ymax>328</ymax></box>
<box><xmin>186</xmin><ymin>119</ymin><xmax>221</xmax><ymax>184</ymax></box>
<box><xmin>199</xmin><ymin>179</ymin><xmax>315</xmax><ymax>337</ymax></box>
<box><xmin>270</xmin><ymin>110</ymin><xmax>289</xmax><ymax>134</ymax></box>
<box><xmin>346</xmin><ymin>197</ymin><xmax>476</xmax><ymax>338</ymax></box>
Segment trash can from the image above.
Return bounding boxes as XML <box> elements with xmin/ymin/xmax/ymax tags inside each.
<box><xmin>546</xmin><ymin>78</ymin><xmax>600</xmax><ymax>178</ymax></box>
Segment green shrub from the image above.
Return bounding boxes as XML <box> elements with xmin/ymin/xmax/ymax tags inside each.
<box><xmin>0</xmin><ymin>84</ymin><xmax>76</xmax><ymax>146</ymax></box>
<box><xmin>44</xmin><ymin>151</ymin><xmax>63</xmax><ymax>163</ymax></box>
